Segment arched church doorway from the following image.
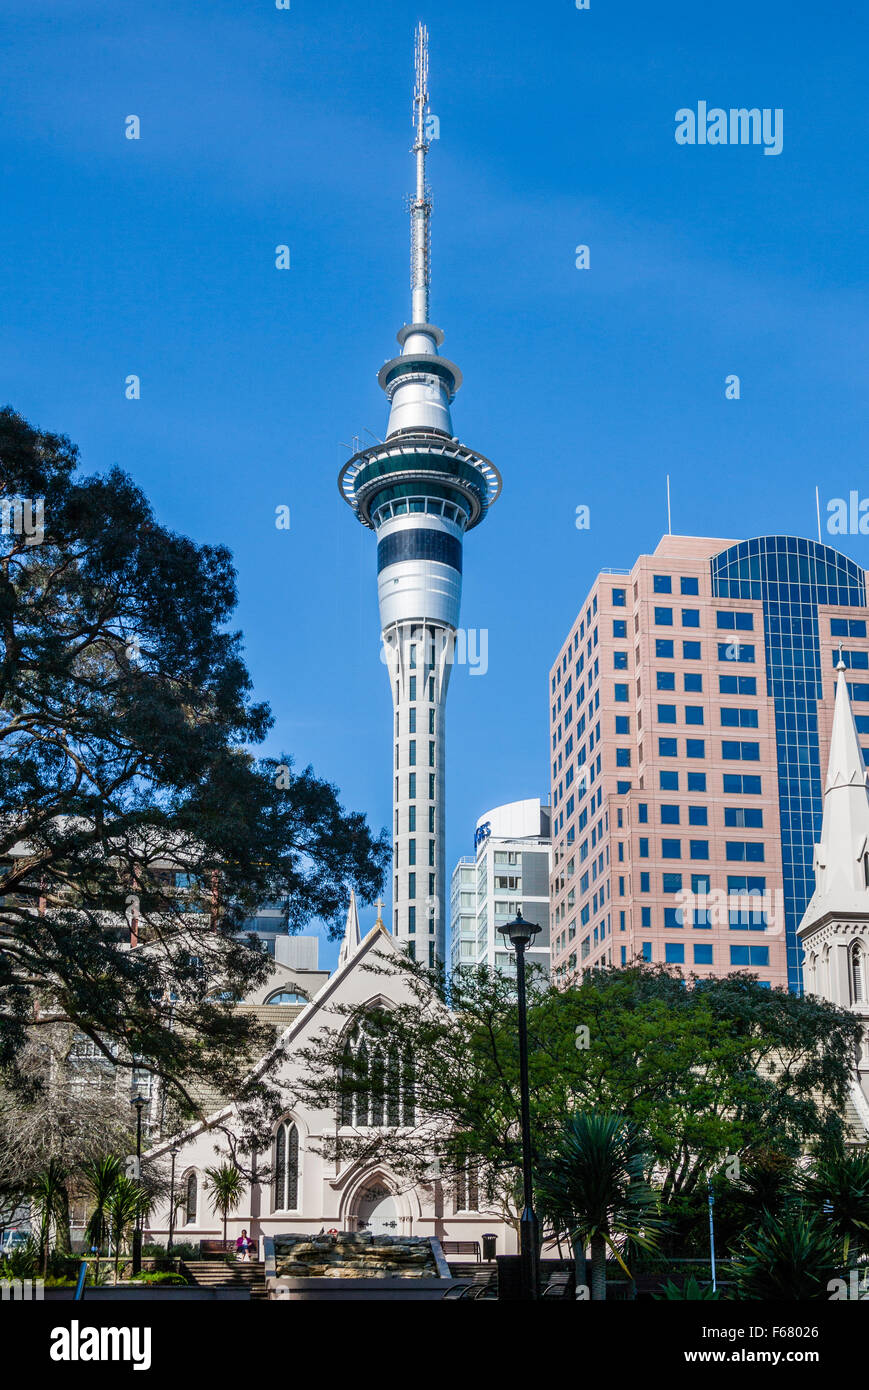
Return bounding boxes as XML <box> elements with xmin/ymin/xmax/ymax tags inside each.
<box><xmin>354</xmin><ymin>1180</ymin><xmax>400</xmax><ymax>1236</ymax></box>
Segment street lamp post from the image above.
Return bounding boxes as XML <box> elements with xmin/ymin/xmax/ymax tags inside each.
<box><xmin>499</xmin><ymin>910</ymin><xmax>541</xmax><ymax>1301</ymax></box>
<box><xmin>167</xmin><ymin>1145</ymin><xmax>179</xmax><ymax>1257</ymax></box>
<box><xmin>130</xmin><ymin>1094</ymin><xmax>147</xmax><ymax>1276</ymax></box>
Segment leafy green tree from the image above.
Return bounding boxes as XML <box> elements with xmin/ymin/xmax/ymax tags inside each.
<box><xmin>0</xmin><ymin>407</ymin><xmax>388</xmax><ymax>1117</ymax></box>
<box><xmin>801</xmin><ymin>1146</ymin><xmax>869</xmax><ymax>1265</ymax></box>
<box><xmin>733</xmin><ymin>1209</ymin><xmax>842</xmax><ymax>1301</ymax></box>
<box><xmin>294</xmin><ymin>957</ymin><xmax>861</xmax><ymax>1233</ymax></box>
<box><xmin>204</xmin><ymin>1162</ymin><xmax>246</xmax><ymax>1250</ymax></box>
<box><xmin>536</xmin><ymin>1113</ymin><xmax>662</xmax><ymax>1300</ymax></box>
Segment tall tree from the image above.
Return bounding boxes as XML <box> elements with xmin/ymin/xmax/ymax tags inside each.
<box><xmin>294</xmin><ymin>957</ymin><xmax>862</xmax><ymax>1224</ymax></box>
<box><xmin>0</xmin><ymin>408</ymin><xmax>388</xmax><ymax>1116</ymax></box>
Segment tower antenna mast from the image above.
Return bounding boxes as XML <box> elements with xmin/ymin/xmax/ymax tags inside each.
<box><xmin>411</xmin><ymin>21</ymin><xmax>432</xmax><ymax>325</ymax></box>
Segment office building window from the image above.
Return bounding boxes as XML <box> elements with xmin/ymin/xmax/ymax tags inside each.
<box><xmin>722</xmin><ymin>741</ymin><xmax>760</xmax><ymax>761</ymax></box>
<box><xmin>616</xmin><ymin>748</ymin><xmax>631</xmax><ymax>767</ymax></box>
<box><xmin>718</xmin><ymin>642</ymin><xmax>755</xmax><ymax>663</ymax></box>
<box><xmin>656</xmin><ymin>639</ymin><xmax>675</xmax><ymax>658</ymax></box>
<box><xmin>687</xmin><ymin>772</ymin><xmax>706</xmax><ymax>792</ymax></box>
<box><xmin>659</xmin><ymin>738</ymin><xmax>678</xmax><ymax>756</ymax></box>
<box><xmin>657</xmin><ymin>671</ymin><xmax>676</xmax><ymax>691</ymax></box>
<box><xmin>686</xmin><ymin>740</ymin><xmax>705</xmax><ymax>758</ymax></box>
<box><xmin>653</xmin><ymin>575</ymin><xmax>672</xmax><ymax>593</ymax></box>
<box><xmin>831</xmin><ymin>617</ymin><xmax>867</xmax><ymax>638</ymax></box>
<box><xmin>694</xmin><ymin>944</ymin><xmax>713</xmax><ymax>964</ymax></box>
<box><xmin>642</xmin><ymin>941</ymin><xmax>653</xmax><ymax>961</ymax></box>
<box><xmin>684</xmin><ymin>673</ymin><xmax>703</xmax><ymax>692</ymax></box>
<box><xmin>717</xmin><ymin>611</ymin><xmax>754</xmax><ymax>631</ymax></box>
<box><xmin>661</xmin><ymin>805</ymin><xmax>680</xmax><ymax>824</ymax></box>
<box><xmin>681</xmin><ymin>577</ymin><xmax>700</xmax><ymax>595</ymax></box>
<box><xmin>612</xmin><ymin>588</ymin><xmax>626</xmax><ymax>606</ymax></box>
<box><xmin>720</xmin><ymin>675</ymin><xmax>757</xmax><ymax>695</ymax></box>
<box><xmin>681</xmin><ymin>609</ymin><xmax>700</xmax><ymax>627</ymax></box>
<box><xmin>614</xmin><ymin>683</ymin><xmax>629</xmax><ymax>702</ymax></box>
<box><xmin>658</xmin><ymin>704</ymin><xmax>677</xmax><ymax>724</ymax></box>
<box><xmin>689</xmin><ymin>840</ymin><xmax>710</xmax><ymax>860</ymax></box>
<box><xmin>661</xmin><ymin>839</ymin><xmax>681</xmax><ymax>859</ymax></box>
<box><xmin>660</xmin><ymin>770</ymin><xmax>679</xmax><ymax>790</ymax></box>
<box><xmin>726</xmin><ymin>841</ymin><xmax>765</xmax><ymax>862</ymax></box>
<box><xmin>665</xmin><ymin>943</ymin><xmax>685</xmax><ymax>964</ymax></box>
<box><xmin>688</xmin><ymin>806</ymin><xmax>708</xmax><ymax>826</ymax></box>
<box><xmin>725</xmin><ymin>807</ymin><xmax>763</xmax><ymax>828</ymax></box>
<box><xmin>684</xmin><ymin>706</ymin><xmax>704</xmax><ymax>724</ymax></box>
<box><xmin>721</xmin><ymin>707</ymin><xmax>759</xmax><ymax>728</ymax></box>
<box><xmin>723</xmin><ymin>773</ymin><xmax>762</xmax><ymax>794</ymax></box>
<box><xmin>654</xmin><ymin>607</ymin><xmax>673</xmax><ymax>626</ymax></box>
<box><xmin>730</xmin><ymin>945</ymin><xmax>769</xmax><ymax>967</ymax></box>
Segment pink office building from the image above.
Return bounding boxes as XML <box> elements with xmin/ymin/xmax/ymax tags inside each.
<box><xmin>549</xmin><ymin>534</ymin><xmax>869</xmax><ymax>993</ymax></box>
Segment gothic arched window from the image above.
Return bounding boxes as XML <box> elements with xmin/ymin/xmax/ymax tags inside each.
<box><xmin>339</xmin><ymin>1015</ymin><xmax>415</xmax><ymax>1129</ymax></box>
<box><xmin>850</xmin><ymin>943</ymin><xmax>864</xmax><ymax>1004</ymax></box>
<box><xmin>184</xmin><ymin>1171</ymin><xmax>198</xmax><ymax>1225</ymax></box>
<box><xmin>273</xmin><ymin>1120</ymin><xmax>300</xmax><ymax>1212</ymax></box>
<box><xmin>455</xmin><ymin>1155</ymin><xmax>480</xmax><ymax>1213</ymax></box>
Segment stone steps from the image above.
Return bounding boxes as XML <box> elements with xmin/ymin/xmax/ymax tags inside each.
<box><xmin>182</xmin><ymin>1260</ymin><xmax>268</xmax><ymax>1299</ymax></box>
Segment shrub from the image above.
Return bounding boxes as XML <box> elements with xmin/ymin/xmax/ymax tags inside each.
<box><xmin>654</xmin><ymin>1275</ymin><xmax>723</xmax><ymax>1301</ymax></box>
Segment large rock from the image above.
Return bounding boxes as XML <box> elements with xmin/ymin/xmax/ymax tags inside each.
<box><xmin>273</xmin><ymin>1232</ymin><xmax>439</xmax><ymax>1279</ymax></box>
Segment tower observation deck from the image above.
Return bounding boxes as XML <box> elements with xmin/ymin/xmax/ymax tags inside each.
<box><xmin>338</xmin><ymin>24</ymin><xmax>501</xmax><ymax>964</ymax></box>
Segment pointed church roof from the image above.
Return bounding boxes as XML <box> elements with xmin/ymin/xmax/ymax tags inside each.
<box><xmin>338</xmin><ymin>889</ymin><xmax>361</xmax><ymax>967</ymax></box>
<box><xmin>799</xmin><ymin>662</ymin><xmax>869</xmax><ymax>935</ymax></box>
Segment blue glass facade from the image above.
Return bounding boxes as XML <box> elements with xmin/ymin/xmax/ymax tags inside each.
<box><xmin>711</xmin><ymin>537</ymin><xmax>867</xmax><ymax>992</ymax></box>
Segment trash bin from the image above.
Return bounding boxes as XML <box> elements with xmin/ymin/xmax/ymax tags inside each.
<box><xmin>482</xmin><ymin>1232</ymin><xmax>497</xmax><ymax>1262</ymax></box>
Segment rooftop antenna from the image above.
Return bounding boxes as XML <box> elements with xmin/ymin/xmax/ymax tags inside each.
<box><xmin>666</xmin><ymin>474</ymin><xmax>672</xmax><ymax>535</ymax></box>
<box><xmin>815</xmin><ymin>486</ymin><xmax>822</xmax><ymax>543</ymax></box>
<box><xmin>411</xmin><ymin>21</ymin><xmax>432</xmax><ymax>325</ymax></box>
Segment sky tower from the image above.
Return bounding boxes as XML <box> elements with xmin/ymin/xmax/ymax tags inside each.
<box><xmin>338</xmin><ymin>24</ymin><xmax>501</xmax><ymax>965</ymax></box>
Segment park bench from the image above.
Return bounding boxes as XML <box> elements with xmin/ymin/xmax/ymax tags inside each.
<box><xmin>440</xmin><ymin>1239</ymin><xmax>481</xmax><ymax>1262</ymax></box>
<box><xmin>200</xmin><ymin>1239</ymin><xmax>258</xmax><ymax>1260</ymax></box>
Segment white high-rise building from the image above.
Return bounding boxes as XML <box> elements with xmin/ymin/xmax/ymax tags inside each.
<box><xmin>338</xmin><ymin>27</ymin><xmax>500</xmax><ymax>966</ymax></box>
<box><xmin>450</xmin><ymin>799</ymin><xmax>551</xmax><ymax>976</ymax></box>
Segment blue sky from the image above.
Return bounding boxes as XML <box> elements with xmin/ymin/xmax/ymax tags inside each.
<box><xmin>2</xmin><ymin>0</ymin><xmax>867</xmax><ymax>966</ymax></box>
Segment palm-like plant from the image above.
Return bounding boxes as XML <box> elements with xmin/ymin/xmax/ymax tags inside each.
<box><xmin>204</xmin><ymin>1163</ymin><xmax>245</xmax><ymax>1252</ymax></box>
<box><xmin>81</xmin><ymin>1155</ymin><xmax>124</xmax><ymax>1280</ymax></box>
<box><xmin>106</xmin><ymin>1176</ymin><xmax>148</xmax><ymax>1285</ymax></box>
<box><xmin>32</xmin><ymin>1159</ymin><xmax>68</xmax><ymax>1278</ymax></box>
<box><xmin>536</xmin><ymin>1112</ymin><xmax>663</xmax><ymax>1301</ymax></box>
<box><xmin>801</xmin><ymin>1147</ymin><xmax>869</xmax><ymax>1266</ymax></box>
<box><xmin>733</xmin><ymin>1208</ymin><xmax>842</xmax><ymax>1301</ymax></box>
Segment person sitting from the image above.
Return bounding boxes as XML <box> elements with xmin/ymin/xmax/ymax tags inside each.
<box><xmin>235</xmin><ymin>1230</ymin><xmax>253</xmax><ymax>1262</ymax></box>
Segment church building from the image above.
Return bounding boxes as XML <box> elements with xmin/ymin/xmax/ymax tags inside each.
<box><xmin>144</xmin><ymin>897</ymin><xmax>516</xmax><ymax>1254</ymax></box>
<box><xmin>798</xmin><ymin>660</ymin><xmax>869</xmax><ymax>1140</ymax></box>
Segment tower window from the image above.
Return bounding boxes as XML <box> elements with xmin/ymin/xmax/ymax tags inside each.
<box><xmin>851</xmin><ymin>943</ymin><xmax>864</xmax><ymax>1003</ymax></box>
